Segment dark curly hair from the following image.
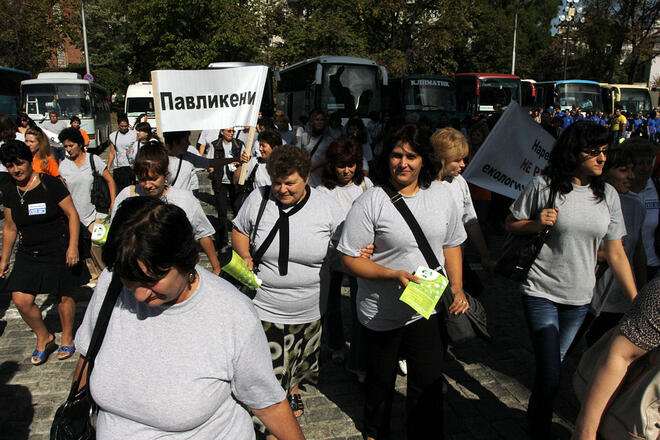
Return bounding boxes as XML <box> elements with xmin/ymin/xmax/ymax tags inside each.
<box><xmin>103</xmin><ymin>197</ymin><xmax>199</xmax><ymax>284</ymax></box>
<box><xmin>543</xmin><ymin>121</ymin><xmax>608</xmax><ymax>201</ymax></box>
<box><xmin>322</xmin><ymin>136</ymin><xmax>365</xmax><ymax>189</ymax></box>
<box><xmin>375</xmin><ymin>123</ymin><xmax>436</xmax><ymax>189</ymax></box>
<box><xmin>266</xmin><ymin>144</ymin><xmax>311</xmax><ymax>180</ymax></box>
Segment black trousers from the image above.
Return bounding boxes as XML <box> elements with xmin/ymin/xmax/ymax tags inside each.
<box><xmin>213</xmin><ymin>182</ymin><xmax>236</xmax><ymax>246</ymax></box>
<box><xmin>363</xmin><ymin>314</ymin><xmax>446</xmax><ymax>439</ymax></box>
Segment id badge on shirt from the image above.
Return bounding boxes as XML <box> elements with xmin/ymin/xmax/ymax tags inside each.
<box><xmin>28</xmin><ymin>202</ymin><xmax>46</xmax><ymax>216</ymax></box>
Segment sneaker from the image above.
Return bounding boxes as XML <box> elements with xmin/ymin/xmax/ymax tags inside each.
<box><xmin>397</xmin><ymin>359</ymin><xmax>407</xmax><ymax>376</ymax></box>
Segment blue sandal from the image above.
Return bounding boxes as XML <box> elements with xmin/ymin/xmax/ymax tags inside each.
<box><xmin>31</xmin><ymin>335</ymin><xmax>58</xmax><ymax>366</ymax></box>
<box><xmin>57</xmin><ymin>345</ymin><xmax>75</xmax><ymax>360</ymax></box>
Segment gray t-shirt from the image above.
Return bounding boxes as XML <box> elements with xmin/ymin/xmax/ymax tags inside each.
<box><xmin>75</xmin><ymin>267</ymin><xmax>285</xmax><ymax>440</ymax></box>
<box><xmin>112</xmin><ymin>186</ymin><xmax>214</xmax><ymax>240</ymax></box>
<box><xmin>109</xmin><ymin>130</ymin><xmax>137</xmax><ymax>168</ymax></box>
<box><xmin>638</xmin><ymin>179</ymin><xmax>660</xmax><ymax>266</ymax></box>
<box><xmin>59</xmin><ymin>154</ymin><xmax>108</xmax><ymax>227</ymax></box>
<box><xmin>592</xmin><ymin>192</ymin><xmax>645</xmax><ymax>314</ymax></box>
<box><xmin>167</xmin><ymin>156</ymin><xmax>197</xmax><ymax>192</ymax></box>
<box><xmin>298</xmin><ymin>133</ymin><xmax>333</xmax><ymax>187</ymax></box>
<box><xmin>337</xmin><ymin>182</ymin><xmax>467</xmax><ymax>331</ymax></box>
<box><xmin>441</xmin><ymin>174</ymin><xmax>478</xmax><ymax>226</ymax></box>
<box><xmin>233</xmin><ymin>187</ymin><xmax>342</xmax><ymax>324</ymax></box>
<box><xmin>510</xmin><ymin>176</ymin><xmax>626</xmax><ymax>305</ymax></box>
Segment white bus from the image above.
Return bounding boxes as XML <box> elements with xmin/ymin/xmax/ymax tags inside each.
<box><xmin>20</xmin><ymin>72</ymin><xmax>111</xmax><ymax>150</ymax></box>
<box><xmin>277</xmin><ymin>56</ymin><xmax>388</xmax><ymax>123</ymax></box>
<box><xmin>124</xmin><ymin>81</ymin><xmax>156</xmax><ymax>129</ymax></box>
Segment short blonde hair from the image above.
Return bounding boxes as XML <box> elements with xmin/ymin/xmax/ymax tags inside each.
<box><xmin>430</xmin><ymin>127</ymin><xmax>469</xmax><ymax>164</ymax></box>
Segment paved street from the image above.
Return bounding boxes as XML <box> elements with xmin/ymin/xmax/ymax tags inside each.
<box><xmin>0</xmin><ymin>171</ymin><xmax>584</xmax><ymax>440</ymax></box>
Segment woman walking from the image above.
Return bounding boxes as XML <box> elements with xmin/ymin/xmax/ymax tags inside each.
<box><xmin>0</xmin><ymin>140</ymin><xmax>89</xmax><ymax>364</ymax></box>
<box><xmin>505</xmin><ymin>121</ymin><xmax>637</xmax><ymax>437</ymax></box>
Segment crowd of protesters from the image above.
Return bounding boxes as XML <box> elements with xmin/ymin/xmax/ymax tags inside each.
<box><xmin>1</xmin><ymin>100</ymin><xmax>660</xmax><ymax>440</ymax></box>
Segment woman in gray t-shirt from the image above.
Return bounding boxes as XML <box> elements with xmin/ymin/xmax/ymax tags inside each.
<box><xmin>232</xmin><ymin>145</ymin><xmax>341</xmax><ymax>422</ymax></box>
<box><xmin>338</xmin><ymin>124</ymin><xmax>467</xmax><ymax>440</ymax></box>
<box><xmin>506</xmin><ymin>122</ymin><xmax>637</xmax><ymax>437</ymax></box>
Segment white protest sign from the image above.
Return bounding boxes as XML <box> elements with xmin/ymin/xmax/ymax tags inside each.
<box><xmin>151</xmin><ymin>66</ymin><xmax>268</xmax><ymax>133</ymax></box>
<box><xmin>462</xmin><ymin>100</ymin><xmax>556</xmax><ymax>199</ymax></box>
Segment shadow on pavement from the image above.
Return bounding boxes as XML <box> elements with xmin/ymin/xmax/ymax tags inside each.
<box><xmin>0</xmin><ymin>361</ymin><xmax>33</xmax><ymax>440</ymax></box>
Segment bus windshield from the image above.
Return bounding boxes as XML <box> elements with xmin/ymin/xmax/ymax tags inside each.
<box><xmin>403</xmin><ymin>79</ymin><xmax>456</xmax><ymax>112</ymax></box>
<box><xmin>557</xmin><ymin>83</ymin><xmax>602</xmax><ymax>111</ymax></box>
<box><xmin>22</xmin><ymin>83</ymin><xmax>91</xmax><ymax>119</ymax></box>
<box><xmin>126</xmin><ymin>97</ymin><xmax>155</xmax><ymax>116</ymax></box>
<box><xmin>618</xmin><ymin>88</ymin><xmax>652</xmax><ymax>113</ymax></box>
<box><xmin>479</xmin><ymin>78</ymin><xmax>520</xmax><ymax>111</ymax></box>
<box><xmin>322</xmin><ymin>64</ymin><xmax>381</xmax><ymax>117</ymax></box>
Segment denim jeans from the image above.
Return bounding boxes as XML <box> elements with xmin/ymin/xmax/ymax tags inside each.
<box><xmin>521</xmin><ymin>295</ymin><xmax>589</xmax><ymax>436</ymax></box>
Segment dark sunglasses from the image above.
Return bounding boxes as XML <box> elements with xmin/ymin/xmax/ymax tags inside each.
<box><xmin>582</xmin><ymin>147</ymin><xmax>608</xmax><ymax>157</ymax></box>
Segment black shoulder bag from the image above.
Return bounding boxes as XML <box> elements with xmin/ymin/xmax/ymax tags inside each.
<box><xmin>381</xmin><ymin>186</ymin><xmax>491</xmax><ymax>344</ymax></box>
<box><xmin>233</xmin><ymin>162</ymin><xmax>260</xmax><ymax>213</ymax></box>
<box><xmin>495</xmin><ymin>186</ymin><xmax>556</xmax><ymax>282</ymax></box>
<box><xmin>50</xmin><ymin>273</ymin><xmax>123</xmax><ymax>440</ymax></box>
<box><xmin>89</xmin><ymin>154</ymin><xmax>111</xmax><ymax>214</ymax></box>
<box><xmin>170</xmin><ymin>156</ymin><xmax>183</xmax><ymax>187</ymax></box>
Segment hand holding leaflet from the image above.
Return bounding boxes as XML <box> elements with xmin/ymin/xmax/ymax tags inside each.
<box><xmin>399</xmin><ymin>266</ymin><xmax>449</xmax><ymax>319</ymax></box>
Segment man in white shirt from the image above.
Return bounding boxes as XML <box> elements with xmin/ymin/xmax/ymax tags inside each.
<box><xmin>39</xmin><ymin>110</ymin><xmax>68</xmax><ymax>161</ymax></box>
<box><xmin>107</xmin><ymin>114</ymin><xmax>137</xmax><ymax>192</ymax></box>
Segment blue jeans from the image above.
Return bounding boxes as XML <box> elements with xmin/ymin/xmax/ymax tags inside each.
<box><xmin>521</xmin><ymin>295</ymin><xmax>589</xmax><ymax>435</ymax></box>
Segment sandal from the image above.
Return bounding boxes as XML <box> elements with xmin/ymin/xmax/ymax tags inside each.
<box><xmin>57</xmin><ymin>345</ymin><xmax>75</xmax><ymax>360</ymax></box>
<box><xmin>31</xmin><ymin>335</ymin><xmax>58</xmax><ymax>366</ymax></box>
<box><xmin>288</xmin><ymin>393</ymin><xmax>304</xmax><ymax>417</ymax></box>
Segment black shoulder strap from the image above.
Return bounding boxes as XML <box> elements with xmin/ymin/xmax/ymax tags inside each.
<box><xmin>70</xmin><ymin>273</ymin><xmax>122</xmax><ymax>394</ymax></box>
<box><xmin>89</xmin><ymin>153</ymin><xmax>98</xmax><ymax>176</ymax></box>
<box><xmin>113</xmin><ymin>132</ymin><xmax>119</xmax><ymax>167</ymax></box>
<box><xmin>309</xmin><ymin>135</ymin><xmax>324</xmax><ymax>158</ymax></box>
<box><xmin>171</xmin><ymin>156</ymin><xmax>183</xmax><ymax>186</ymax></box>
<box><xmin>381</xmin><ymin>186</ymin><xmax>440</xmax><ymax>269</ymax></box>
<box><xmin>247</xmin><ymin>161</ymin><xmax>259</xmax><ymax>184</ymax></box>
<box><xmin>250</xmin><ymin>185</ymin><xmax>270</xmax><ymax>247</ymax></box>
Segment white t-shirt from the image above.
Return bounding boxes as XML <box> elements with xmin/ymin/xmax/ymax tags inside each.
<box><xmin>167</xmin><ymin>156</ymin><xmax>197</xmax><ymax>192</ymax></box>
<box><xmin>298</xmin><ymin>133</ymin><xmax>333</xmax><ymax>188</ymax></box>
<box><xmin>638</xmin><ymin>179</ymin><xmax>660</xmax><ymax>266</ymax></box>
<box><xmin>337</xmin><ymin>182</ymin><xmax>466</xmax><ymax>331</ymax></box>
<box><xmin>440</xmin><ymin>175</ymin><xmax>478</xmax><ymax>227</ymax></box>
<box><xmin>109</xmin><ymin>129</ymin><xmax>137</xmax><ymax>168</ymax></box>
<box><xmin>592</xmin><ymin>192</ymin><xmax>645</xmax><ymax>314</ymax></box>
<box><xmin>233</xmin><ymin>187</ymin><xmax>342</xmax><ymax>324</ymax></box>
<box><xmin>241</xmin><ymin>158</ymin><xmax>271</xmax><ymax>189</ymax></box>
<box><xmin>197</xmin><ymin>129</ymin><xmax>219</xmax><ymax>158</ymax></box>
<box><xmin>316</xmin><ymin>177</ymin><xmax>374</xmax><ymax>220</ymax></box>
<box><xmin>59</xmin><ymin>153</ymin><xmax>108</xmax><ymax>226</ymax></box>
<box><xmin>39</xmin><ymin>119</ymin><xmax>68</xmax><ymax>135</ymax></box>
<box><xmin>112</xmin><ymin>186</ymin><xmax>214</xmax><ymax>240</ymax></box>
<box><xmin>186</xmin><ymin>146</ymin><xmax>202</xmax><ymax>191</ymax></box>
<box><xmin>75</xmin><ymin>267</ymin><xmax>285</xmax><ymax>440</ymax></box>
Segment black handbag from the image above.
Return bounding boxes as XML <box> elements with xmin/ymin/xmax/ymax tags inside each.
<box><xmin>50</xmin><ymin>274</ymin><xmax>122</xmax><ymax>440</ymax></box>
<box><xmin>89</xmin><ymin>154</ymin><xmax>111</xmax><ymax>214</ymax></box>
<box><xmin>382</xmin><ymin>187</ymin><xmax>491</xmax><ymax>344</ymax></box>
<box><xmin>495</xmin><ymin>187</ymin><xmax>556</xmax><ymax>282</ymax></box>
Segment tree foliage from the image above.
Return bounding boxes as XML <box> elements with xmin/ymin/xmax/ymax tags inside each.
<box><xmin>2</xmin><ymin>0</ymin><xmax>657</xmax><ymax>96</ymax></box>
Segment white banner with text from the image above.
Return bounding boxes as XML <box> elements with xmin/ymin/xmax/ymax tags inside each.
<box><xmin>462</xmin><ymin>100</ymin><xmax>556</xmax><ymax>199</ymax></box>
<box><xmin>151</xmin><ymin>66</ymin><xmax>268</xmax><ymax>133</ymax></box>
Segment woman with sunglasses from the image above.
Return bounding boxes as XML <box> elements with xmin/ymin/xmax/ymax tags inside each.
<box><xmin>505</xmin><ymin>121</ymin><xmax>637</xmax><ymax>438</ymax></box>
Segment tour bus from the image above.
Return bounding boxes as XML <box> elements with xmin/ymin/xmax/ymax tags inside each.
<box><xmin>276</xmin><ymin>56</ymin><xmax>389</xmax><ymax>124</ymax></box>
<box><xmin>387</xmin><ymin>75</ymin><xmax>456</xmax><ymax>122</ymax></box>
<box><xmin>0</xmin><ymin>66</ymin><xmax>31</xmax><ymax>121</ymax></box>
<box><xmin>534</xmin><ymin>80</ymin><xmax>603</xmax><ymax>112</ymax></box>
<box><xmin>452</xmin><ymin>73</ymin><xmax>521</xmax><ymax>118</ymax></box>
<box><xmin>208</xmin><ymin>62</ymin><xmax>277</xmax><ymax>117</ymax></box>
<box><xmin>20</xmin><ymin>72</ymin><xmax>111</xmax><ymax>151</ymax></box>
<box><xmin>600</xmin><ymin>83</ymin><xmax>654</xmax><ymax>114</ymax></box>
<box><xmin>124</xmin><ymin>81</ymin><xmax>156</xmax><ymax>129</ymax></box>
<box><xmin>521</xmin><ymin>79</ymin><xmax>536</xmax><ymax>109</ymax></box>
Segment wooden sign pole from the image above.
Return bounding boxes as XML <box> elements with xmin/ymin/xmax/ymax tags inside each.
<box><xmin>237</xmin><ymin>125</ymin><xmax>256</xmax><ymax>185</ymax></box>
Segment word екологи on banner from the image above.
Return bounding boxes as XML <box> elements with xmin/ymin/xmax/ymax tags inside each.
<box><xmin>462</xmin><ymin>100</ymin><xmax>556</xmax><ymax>199</ymax></box>
<box><xmin>151</xmin><ymin>66</ymin><xmax>268</xmax><ymax>133</ymax></box>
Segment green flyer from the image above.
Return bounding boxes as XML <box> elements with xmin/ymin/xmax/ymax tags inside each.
<box><xmin>399</xmin><ymin>266</ymin><xmax>449</xmax><ymax>319</ymax></box>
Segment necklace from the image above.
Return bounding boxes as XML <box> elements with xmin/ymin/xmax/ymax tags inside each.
<box><xmin>16</xmin><ymin>173</ymin><xmax>38</xmax><ymax>205</ymax></box>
